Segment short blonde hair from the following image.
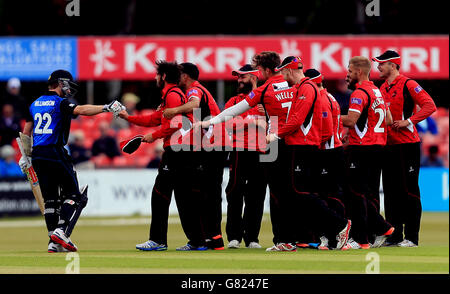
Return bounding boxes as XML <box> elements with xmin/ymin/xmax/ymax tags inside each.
<box><xmin>349</xmin><ymin>56</ymin><xmax>371</xmax><ymax>75</ymax></box>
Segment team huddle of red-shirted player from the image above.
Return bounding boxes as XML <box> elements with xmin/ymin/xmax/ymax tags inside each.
<box><xmin>120</xmin><ymin>49</ymin><xmax>435</xmax><ymax>252</ymax></box>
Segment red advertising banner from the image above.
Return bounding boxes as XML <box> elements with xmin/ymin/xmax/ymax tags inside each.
<box><xmin>78</xmin><ymin>35</ymin><xmax>449</xmax><ymax>80</ymax></box>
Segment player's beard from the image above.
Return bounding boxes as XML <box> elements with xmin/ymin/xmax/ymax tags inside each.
<box><xmin>347</xmin><ymin>78</ymin><xmax>358</xmax><ymax>90</ymax></box>
<box><xmin>237</xmin><ymin>81</ymin><xmax>253</xmax><ymax>94</ymax></box>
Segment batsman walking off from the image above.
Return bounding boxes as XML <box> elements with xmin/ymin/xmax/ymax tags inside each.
<box><xmin>19</xmin><ymin>69</ymin><xmax>125</xmax><ymax>252</ymax></box>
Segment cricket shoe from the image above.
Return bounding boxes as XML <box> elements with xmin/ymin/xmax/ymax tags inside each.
<box><xmin>48</xmin><ymin>241</ymin><xmax>69</xmax><ymax>253</ymax></box>
<box><xmin>341</xmin><ymin>238</ymin><xmax>370</xmax><ymax>250</ymax></box>
<box><xmin>176</xmin><ymin>244</ymin><xmax>208</xmax><ymax>251</ymax></box>
<box><xmin>206</xmin><ymin>235</ymin><xmax>225</xmax><ymax>250</ymax></box>
<box><xmin>247</xmin><ymin>242</ymin><xmax>262</xmax><ymax>249</ymax></box>
<box><xmin>318</xmin><ymin>236</ymin><xmax>329</xmax><ymax>250</ymax></box>
<box><xmin>265</xmin><ymin>243</ymin><xmax>297</xmax><ymax>252</ymax></box>
<box><xmin>335</xmin><ymin>220</ymin><xmax>352</xmax><ymax>250</ymax></box>
<box><xmin>136</xmin><ymin>240</ymin><xmax>167</xmax><ymax>251</ymax></box>
<box><xmin>398</xmin><ymin>239</ymin><xmax>418</xmax><ymax>248</ymax></box>
<box><xmin>50</xmin><ymin>228</ymin><xmax>78</xmax><ymax>252</ymax></box>
<box><xmin>227</xmin><ymin>240</ymin><xmax>240</xmax><ymax>249</ymax></box>
<box><xmin>371</xmin><ymin>227</ymin><xmax>395</xmax><ymax>248</ymax></box>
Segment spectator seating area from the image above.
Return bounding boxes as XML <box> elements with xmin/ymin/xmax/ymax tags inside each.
<box><xmin>420</xmin><ymin>107</ymin><xmax>449</xmax><ymax>167</ymax></box>
<box><xmin>69</xmin><ymin>109</ymin><xmax>160</xmax><ymax>168</ymax></box>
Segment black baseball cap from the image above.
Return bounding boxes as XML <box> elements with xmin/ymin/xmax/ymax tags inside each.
<box><xmin>275</xmin><ymin>56</ymin><xmax>303</xmax><ymax>71</ymax></box>
<box><xmin>232</xmin><ymin>64</ymin><xmax>259</xmax><ymax>77</ymax></box>
<box><xmin>47</xmin><ymin>69</ymin><xmax>77</xmax><ymax>86</ymax></box>
<box><xmin>372</xmin><ymin>50</ymin><xmax>401</xmax><ymax>65</ymax></box>
<box><xmin>304</xmin><ymin>68</ymin><xmax>323</xmax><ymax>83</ymax></box>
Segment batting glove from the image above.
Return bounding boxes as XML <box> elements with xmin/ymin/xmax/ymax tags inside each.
<box><xmin>18</xmin><ymin>155</ymin><xmax>31</xmax><ymax>174</ymax></box>
<box><xmin>103</xmin><ymin>100</ymin><xmax>126</xmax><ymax>117</ymax></box>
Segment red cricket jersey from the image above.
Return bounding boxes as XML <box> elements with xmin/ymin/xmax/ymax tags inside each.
<box><xmin>321</xmin><ymin>89</ymin><xmax>343</xmax><ymax>149</ymax></box>
<box><xmin>380</xmin><ymin>74</ymin><xmax>437</xmax><ymax>145</ymax></box>
<box><xmin>225</xmin><ymin>93</ymin><xmax>266</xmax><ymax>151</ymax></box>
<box><xmin>244</xmin><ymin>74</ymin><xmax>295</xmax><ymax>136</ymax></box>
<box><xmin>184</xmin><ymin>81</ymin><xmax>231</xmax><ymax>149</ymax></box>
<box><xmin>320</xmin><ymin>89</ymin><xmax>333</xmax><ymax>147</ymax></box>
<box><xmin>127</xmin><ymin>83</ymin><xmax>188</xmax><ymax>149</ymax></box>
<box><xmin>347</xmin><ymin>81</ymin><xmax>387</xmax><ymax>146</ymax></box>
<box><xmin>277</xmin><ymin>77</ymin><xmax>322</xmax><ymax>146</ymax></box>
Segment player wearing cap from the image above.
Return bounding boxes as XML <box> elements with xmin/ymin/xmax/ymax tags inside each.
<box><xmin>225</xmin><ymin>64</ymin><xmax>267</xmax><ymax>249</ymax></box>
<box><xmin>162</xmin><ymin>62</ymin><xmax>228</xmax><ymax>250</ymax></box>
<box><xmin>119</xmin><ymin>61</ymin><xmax>207</xmax><ymax>251</ymax></box>
<box><xmin>198</xmin><ymin>52</ymin><xmax>300</xmax><ymax>251</ymax></box>
<box><xmin>268</xmin><ymin>56</ymin><xmax>352</xmax><ymax>250</ymax></box>
<box><xmin>340</xmin><ymin>56</ymin><xmax>395</xmax><ymax>250</ymax></box>
<box><xmin>373</xmin><ymin>50</ymin><xmax>437</xmax><ymax>247</ymax></box>
<box><xmin>19</xmin><ymin>69</ymin><xmax>125</xmax><ymax>252</ymax></box>
<box><xmin>304</xmin><ymin>69</ymin><xmax>346</xmax><ymax>218</ymax></box>
<box><xmin>199</xmin><ymin>52</ymin><xmax>352</xmax><ymax>251</ymax></box>
<box><xmin>302</xmin><ymin>68</ymin><xmax>347</xmax><ymax>249</ymax></box>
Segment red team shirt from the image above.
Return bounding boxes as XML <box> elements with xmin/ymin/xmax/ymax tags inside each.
<box><xmin>185</xmin><ymin>81</ymin><xmax>231</xmax><ymax>149</ymax></box>
<box><xmin>127</xmin><ymin>83</ymin><xmax>188</xmax><ymax>149</ymax></box>
<box><xmin>277</xmin><ymin>77</ymin><xmax>322</xmax><ymax>146</ymax></box>
<box><xmin>321</xmin><ymin>89</ymin><xmax>343</xmax><ymax>149</ymax></box>
<box><xmin>379</xmin><ymin>74</ymin><xmax>436</xmax><ymax>145</ymax></box>
<box><xmin>319</xmin><ymin>90</ymin><xmax>333</xmax><ymax>147</ymax></box>
<box><xmin>347</xmin><ymin>81</ymin><xmax>387</xmax><ymax>146</ymax></box>
<box><xmin>225</xmin><ymin>94</ymin><xmax>266</xmax><ymax>151</ymax></box>
<box><xmin>245</xmin><ymin>75</ymin><xmax>296</xmax><ymax>136</ymax></box>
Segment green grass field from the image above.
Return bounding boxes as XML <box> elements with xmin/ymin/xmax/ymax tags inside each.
<box><xmin>0</xmin><ymin>213</ymin><xmax>448</xmax><ymax>274</ymax></box>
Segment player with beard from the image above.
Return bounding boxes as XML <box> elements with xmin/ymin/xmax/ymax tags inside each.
<box><xmin>198</xmin><ymin>52</ymin><xmax>352</xmax><ymax>251</ymax></box>
<box><xmin>163</xmin><ymin>62</ymin><xmax>229</xmax><ymax>250</ymax></box>
<box><xmin>224</xmin><ymin>64</ymin><xmax>267</xmax><ymax>249</ymax></box>
<box><xmin>267</xmin><ymin>56</ymin><xmax>352</xmax><ymax>250</ymax></box>
<box><xmin>373</xmin><ymin>50</ymin><xmax>436</xmax><ymax>247</ymax></box>
<box><xmin>340</xmin><ymin>56</ymin><xmax>395</xmax><ymax>250</ymax></box>
<box><xmin>119</xmin><ymin>61</ymin><xmax>208</xmax><ymax>251</ymax></box>
<box><xmin>303</xmin><ymin>68</ymin><xmax>347</xmax><ymax>249</ymax></box>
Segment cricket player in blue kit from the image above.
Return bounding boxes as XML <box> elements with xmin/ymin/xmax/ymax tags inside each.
<box><xmin>20</xmin><ymin>69</ymin><xmax>126</xmax><ymax>252</ymax></box>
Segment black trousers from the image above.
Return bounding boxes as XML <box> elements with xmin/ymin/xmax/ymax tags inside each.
<box><xmin>382</xmin><ymin>142</ymin><xmax>422</xmax><ymax>245</ymax></box>
<box><xmin>316</xmin><ymin>146</ymin><xmax>347</xmax><ymax>219</ymax></box>
<box><xmin>344</xmin><ymin>145</ymin><xmax>392</xmax><ymax>244</ymax></box>
<box><xmin>149</xmin><ymin>148</ymin><xmax>206</xmax><ymax>247</ymax></box>
<box><xmin>225</xmin><ymin>150</ymin><xmax>267</xmax><ymax>246</ymax></box>
<box><xmin>32</xmin><ymin>146</ymin><xmax>81</xmax><ymax>235</ymax></box>
<box><xmin>201</xmin><ymin>150</ymin><xmax>227</xmax><ymax>240</ymax></box>
<box><xmin>266</xmin><ymin>140</ymin><xmax>292</xmax><ymax>245</ymax></box>
<box><xmin>289</xmin><ymin>145</ymin><xmax>348</xmax><ymax>244</ymax></box>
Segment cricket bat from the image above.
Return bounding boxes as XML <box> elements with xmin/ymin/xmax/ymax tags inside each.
<box><xmin>16</xmin><ymin>135</ymin><xmax>45</xmax><ymax>215</ymax></box>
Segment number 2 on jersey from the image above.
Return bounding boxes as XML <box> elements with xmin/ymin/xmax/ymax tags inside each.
<box><xmin>34</xmin><ymin>113</ymin><xmax>53</xmax><ymax>134</ymax></box>
<box><xmin>374</xmin><ymin>108</ymin><xmax>385</xmax><ymax>133</ymax></box>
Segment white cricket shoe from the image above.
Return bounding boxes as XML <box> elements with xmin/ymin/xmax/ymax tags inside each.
<box><xmin>398</xmin><ymin>239</ymin><xmax>418</xmax><ymax>248</ymax></box>
<box><xmin>372</xmin><ymin>227</ymin><xmax>395</xmax><ymax>248</ymax></box>
<box><xmin>48</xmin><ymin>241</ymin><xmax>69</xmax><ymax>253</ymax></box>
<box><xmin>136</xmin><ymin>240</ymin><xmax>167</xmax><ymax>251</ymax></box>
<box><xmin>336</xmin><ymin>220</ymin><xmax>352</xmax><ymax>250</ymax></box>
<box><xmin>227</xmin><ymin>240</ymin><xmax>240</xmax><ymax>249</ymax></box>
<box><xmin>247</xmin><ymin>242</ymin><xmax>262</xmax><ymax>249</ymax></box>
<box><xmin>265</xmin><ymin>243</ymin><xmax>297</xmax><ymax>252</ymax></box>
<box><xmin>50</xmin><ymin>228</ymin><xmax>78</xmax><ymax>252</ymax></box>
<box><xmin>341</xmin><ymin>238</ymin><xmax>361</xmax><ymax>250</ymax></box>
<box><xmin>318</xmin><ymin>236</ymin><xmax>329</xmax><ymax>250</ymax></box>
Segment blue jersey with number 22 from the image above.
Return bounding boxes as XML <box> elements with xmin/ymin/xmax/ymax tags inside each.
<box><xmin>29</xmin><ymin>94</ymin><xmax>75</xmax><ymax>147</ymax></box>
